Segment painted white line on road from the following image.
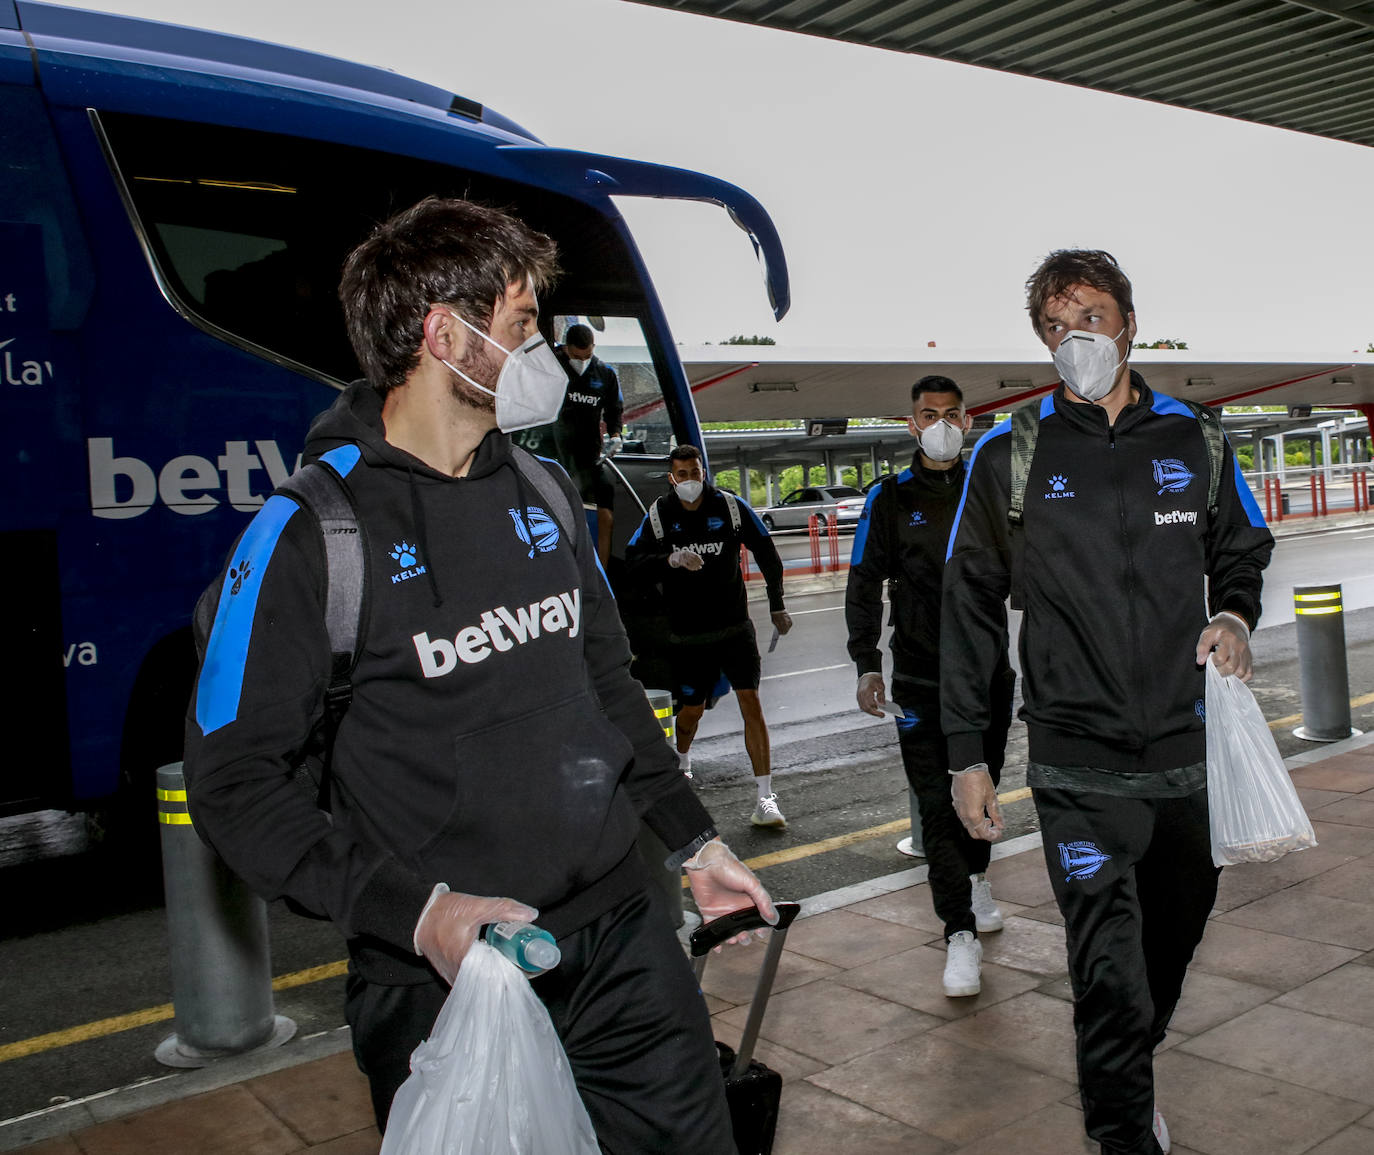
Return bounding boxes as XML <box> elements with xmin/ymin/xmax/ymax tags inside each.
<box><xmin>788</xmin><ymin>605</ymin><xmax>846</xmax><ymax>615</ymax></box>
<box><xmin>762</xmin><ymin>663</ymin><xmax>849</xmax><ymax>681</ymax></box>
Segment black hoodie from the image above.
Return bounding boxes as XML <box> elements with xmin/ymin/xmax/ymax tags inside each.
<box><xmin>185</xmin><ymin>383</ymin><xmax>713</xmax><ymax>981</ymax></box>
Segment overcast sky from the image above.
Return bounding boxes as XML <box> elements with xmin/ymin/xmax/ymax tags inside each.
<box><xmin>70</xmin><ymin>0</ymin><xmax>1374</xmax><ymax>357</ymax></box>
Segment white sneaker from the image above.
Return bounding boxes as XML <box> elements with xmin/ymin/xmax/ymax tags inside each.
<box><xmin>969</xmin><ymin>872</ymin><xmax>1004</xmax><ymax>933</ymax></box>
<box><xmin>942</xmin><ymin>930</ymin><xmax>982</xmax><ymax>997</ymax></box>
<box><xmin>751</xmin><ymin>793</ymin><xmax>786</xmax><ymax>828</ymax></box>
<box><xmin>678</xmin><ymin>750</ymin><xmax>692</xmax><ymax>779</ymax></box>
<box><xmin>1153</xmin><ymin>1106</ymin><xmax>1171</xmax><ymax>1153</ymax></box>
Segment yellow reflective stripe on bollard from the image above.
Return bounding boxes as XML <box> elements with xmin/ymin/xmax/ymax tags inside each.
<box><xmin>1294</xmin><ymin>588</ymin><xmax>1343</xmax><ymax>616</ymax></box>
<box><xmin>156</xmin><ymin>787</ymin><xmax>187</xmax><ymax>801</ymax></box>
<box><xmin>654</xmin><ymin>706</ymin><xmax>672</xmax><ymax>719</ymax></box>
<box><xmin>158</xmin><ymin>812</ymin><xmax>193</xmax><ymax>825</ymax></box>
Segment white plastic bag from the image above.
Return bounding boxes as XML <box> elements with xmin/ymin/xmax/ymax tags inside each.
<box><xmin>380</xmin><ymin>941</ymin><xmax>599</xmax><ymax>1155</ymax></box>
<box><xmin>1205</xmin><ymin>660</ymin><xmax>1317</xmax><ymax>866</ymax></box>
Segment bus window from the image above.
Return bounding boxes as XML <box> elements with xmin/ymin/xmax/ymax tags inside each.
<box><xmin>97</xmin><ymin>111</ymin><xmax>665</xmax><ymax>391</ymax></box>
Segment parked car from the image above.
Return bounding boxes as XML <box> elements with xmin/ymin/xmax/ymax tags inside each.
<box><xmin>759</xmin><ymin>485</ymin><xmax>866</xmax><ymax>531</ymax></box>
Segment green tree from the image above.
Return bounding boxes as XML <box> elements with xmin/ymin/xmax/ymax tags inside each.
<box><xmin>1132</xmin><ymin>337</ymin><xmax>1189</xmax><ymax>349</ymax></box>
<box><xmin>720</xmin><ymin>334</ymin><xmax>777</xmax><ymax>345</ymax></box>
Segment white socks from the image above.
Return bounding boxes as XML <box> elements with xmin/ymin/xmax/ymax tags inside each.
<box><xmin>756</xmin><ymin>774</ymin><xmax>772</xmax><ymax>799</ymax></box>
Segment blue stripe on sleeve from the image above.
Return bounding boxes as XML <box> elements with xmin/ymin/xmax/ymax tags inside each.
<box><xmin>195</xmin><ymin>495</ymin><xmax>301</xmax><ymax>736</ymax></box>
<box><xmin>1039</xmin><ymin>394</ymin><xmax>1056</xmax><ymax>419</ymax></box>
<box><xmin>947</xmin><ymin>421</ymin><xmax>1010</xmax><ymax>562</ymax></box>
<box><xmin>1232</xmin><ymin>455</ymin><xmax>1267</xmax><ymax>527</ymax></box>
<box><xmin>627</xmin><ymin>516</ymin><xmax>647</xmax><ymax>547</ymax></box>
<box><xmin>850</xmin><ymin>483</ymin><xmax>883</xmax><ymax>565</ymax></box>
<box><xmin>319</xmin><ymin>443</ymin><xmax>361</xmax><ymax>477</ymax></box>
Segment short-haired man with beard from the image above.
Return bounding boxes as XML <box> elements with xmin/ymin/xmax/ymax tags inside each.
<box><xmin>184</xmin><ymin>197</ymin><xmax>774</xmax><ymax>1151</ymax></box>
<box><xmin>940</xmin><ymin>250</ymin><xmax>1272</xmax><ymax>1154</ymax></box>
<box><xmin>626</xmin><ymin>444</ymin><xmax>793</xmax><ymax>826</ymax></box>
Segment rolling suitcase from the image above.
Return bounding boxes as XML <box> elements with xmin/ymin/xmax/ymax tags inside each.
<box><xmin>690</xmin><ymin>901</ymin><xmax>802</xmax><ymax>1155</ymax></box>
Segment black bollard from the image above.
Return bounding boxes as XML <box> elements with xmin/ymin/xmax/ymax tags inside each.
<box><xmin>154</xmin><ymin>763</ymin><xmax>295</xmax><ymax>1067</ymax></box>
<box><xmin>1292</xmin><ymin>585</ymin><xmax>1363</xmax><ymax>742</ymax></box>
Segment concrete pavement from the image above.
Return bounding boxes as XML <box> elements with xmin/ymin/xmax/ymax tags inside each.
<box><xmin>6</xmin><ymin>731</ymin><xmax>1373</xmax><ymax>1155</ymax></box>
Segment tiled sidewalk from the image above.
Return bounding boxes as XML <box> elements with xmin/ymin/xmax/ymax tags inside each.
<box><xmin>10</xmin><ymin>737</ymin><xmax>1374</xmax><ymax>1155</ymax></box>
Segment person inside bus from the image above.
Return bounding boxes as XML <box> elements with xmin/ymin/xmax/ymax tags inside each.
<box><xmin>556</xmin><ymin>323</ymin><xmax>623</xmax><ymax>565</ymax></box>
<box><xmin>184</xmin><ymin>196</ymin><xmax>775</xmax><ymax>1151</ymax></box>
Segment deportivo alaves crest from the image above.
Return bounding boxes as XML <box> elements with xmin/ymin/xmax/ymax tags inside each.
<box><xmin>509</xmin><ymin>506</ymin><xmax>560</xmax><ymax>558</ymax></box>
<box><xmin>1152</xmin><ymin>458</ymin><xmax>1195</xmax><ymax>495</ymax></box>
<box><xmin>1059</xmin><ymin>841</ymin><xmax>1112</xmax><ymax>881</ymax></box>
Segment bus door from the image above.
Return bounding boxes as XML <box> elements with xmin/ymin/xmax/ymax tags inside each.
<box><xmin>0</xmin><ymin>61</ymin><xmax>94</xmax><ymax>812</ymax></box>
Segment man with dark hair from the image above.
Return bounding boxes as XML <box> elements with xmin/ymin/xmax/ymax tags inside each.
<box><xmin>941</xmin><ymin>249</ymin><xmax>1273</xmax><ymax>1154</ymax></box>
<box><xmin>626</xmin><ymin>445</ymin><xmax>793</xmax><ymax>826</ymax></box>
<box><xmin>184</xmin><ymin>197</ymin><xmax>774</xmax><ymax>1151</ymax></box>
<box><xmin>845</xmin><ymin>375</ymin><xmax>1014</xmax><ymax>998</ymax></box>
<box><xmin>557</xmin><ymin>323</ymin><xmax>623</xmax><ymax>564</ymax></box>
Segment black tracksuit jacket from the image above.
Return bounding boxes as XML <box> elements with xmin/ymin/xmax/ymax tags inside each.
<box><xmin>846</xmin><ymin>454</ymin><xmax>1011</xmax><ymax>701</ymax></box>
<box><xmin>556</xmin><ymin>352</ymin><xmax>622</xmax><ymax>471</ymax></box>
<box><xmin>624</xmin><ymin>486</ymin><xmax>785</xmax><ymax>637</ymax></box>
<box><xmin>184</xmin><ymin>383</ymin><xmax>713</xmax><ymax>982</ymax></box>
<box><xmin>941</xmin><ymin>376</ymin><xmax>1274</xmax><ymax>777</ymax></box>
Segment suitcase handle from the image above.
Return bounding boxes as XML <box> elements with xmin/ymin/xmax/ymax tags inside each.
<box><xmin>689</xmin><ymin>901</ymin><xmax>800</xmax><ymax>957</ymax></box>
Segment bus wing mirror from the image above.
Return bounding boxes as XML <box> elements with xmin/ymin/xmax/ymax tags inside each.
<box><xmin>499</xmin><ymin>147</ymin><xmax>791</xmax><ymax>322</ymax></box>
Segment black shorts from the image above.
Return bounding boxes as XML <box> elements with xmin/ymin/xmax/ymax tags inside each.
<box><xmin>570</xmin><ymin>460</ymin><xmax>615</xmax><ymax>510</ymax></box>
<box><xmin>672</xmin><ymin>622</ymin><xmax>760</xmax><ymax>705</ymax></box>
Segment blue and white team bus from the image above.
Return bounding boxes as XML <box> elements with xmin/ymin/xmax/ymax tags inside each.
<box><xmin>1</xmin><ymin>2</ymin><xmax>789</xmax><ymax>844</ymax></box>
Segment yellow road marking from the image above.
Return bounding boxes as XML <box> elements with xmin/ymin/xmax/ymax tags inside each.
<box><xmin>682</xmin><ymin>786</ymin><xmax>1035</xmax><ymax>884</ymax></box>
<box><xmin>0</xmin><ymin>961</ymin><xmax>352</xmax><ymax>1064</ymax></box>
<box><xmin>1267</xmin><ymin>690</ymin><xmax>1374</xmax><ymax>730</ymax></box>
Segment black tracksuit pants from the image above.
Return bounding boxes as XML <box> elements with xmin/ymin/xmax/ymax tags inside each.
<box><xmin>895</xmin><ymin>679</ymin><xmax>1011</xmax><ymax>940</ymax></box>
<box><xmin>1034</xmin><ymin>785</ymin><xmax>1219</xmax><ymax>1155</ymax></box>
<box><xmin>345</xmin><ymin>887</ymin><xmax>736</xmax><ymax>1154</ymax></box>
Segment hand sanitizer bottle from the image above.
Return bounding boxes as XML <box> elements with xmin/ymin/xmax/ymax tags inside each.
<box><xmin>480</xmin><ymin>921</ymin><xmax>561</xmax><ymax>974</ymax></box>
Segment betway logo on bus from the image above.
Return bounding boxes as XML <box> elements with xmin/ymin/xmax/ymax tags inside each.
<box><xmin>88</xmin><ymin>438</ymin><xmax>302</xmax><ymax>520</ymax></box>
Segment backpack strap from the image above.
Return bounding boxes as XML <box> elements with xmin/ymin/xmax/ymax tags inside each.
<box><xmin>511</xmin><ymin>446</ymin><xmax>579</xmax><ymax>552</ymax></box>
<box><xmin>724</xmin><ymin>492</ymin><xmax>742</xmax><ymax>534</ymax></box>
<box><xmin>648</xmin><ymin>495</ymin><xmax>666</xmax><ymax>541</ymax></box>
<box><xmin>1007</xmin><ymin>403</ymin><xmax>1041</xmax><ymax>528</ymax></box>
<box><xmin>1180</xmin><ymin>398</ymin><xmax>1224</xmax><ymax>520</ymax></box>
<box><xmin>274</xmin><ymin>461</ymin><xmax>364</xmax><ymax>810</ymax></box>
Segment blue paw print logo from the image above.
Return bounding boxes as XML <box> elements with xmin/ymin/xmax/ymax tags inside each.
<box><xmin>390</xmin><ymin>541</ymin><xmax>418</xmax><ymax>568</ymax></box>
<box><xmin>228</xmin><ymin>559</ymin><xmax>252</xmax><ymax>596</ymax></box>
<box><xmin>1049</xmin><ymin>474</ymin><xmax>1068</xmax><ymax>492</ymax></box>
<box><xmin>509</xmin><ymin>506</ymin><xmax>560</xmax><ymax>558</ymax></box>
<box><xmin>909</xmin><ymin>511</ymin><xmax>927</xmax><ymax>527</ymax></box>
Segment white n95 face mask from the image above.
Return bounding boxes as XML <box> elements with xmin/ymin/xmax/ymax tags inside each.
<box><xmin>441</xmin><ymin>311</ymin><xmax>568</xmax><ymax>432</ymax></box>
<box><xmin>568</xmin><ymin>357</ymin><xmax>591</xmax><ymax>376</ymax></box>
<box><xmin>674</xmin><ymin>479</ymin><xmax>704</xmax><ymax>504</ymax></box>
<box><xmin>918</xmin><ymin>419</ymin><xmax>965</xmax><ymax>462</ymax></box>
<box><xmin>1052</xmin><ymin>327</ymin><xmax>1126</xmax><ymax>403</ymax></box>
